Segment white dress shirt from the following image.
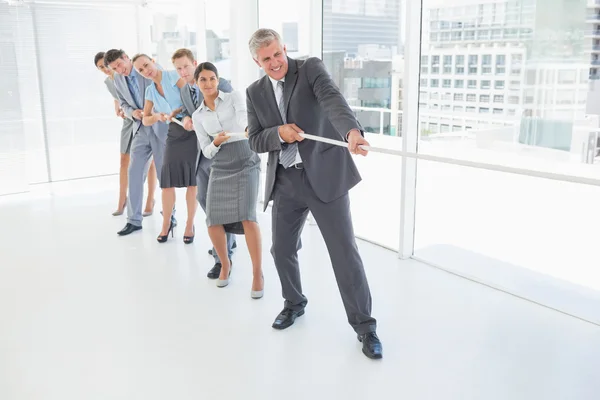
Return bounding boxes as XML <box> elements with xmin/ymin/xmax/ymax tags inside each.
<box><xmin>269</xmin><ymin>75</ymin><xmax>303</xmax><ymax>166</ymax></box>
<box><xmin>192</xmin><ymin>90</ymin><xmax>248</xmax><ymax>159</ymax></box>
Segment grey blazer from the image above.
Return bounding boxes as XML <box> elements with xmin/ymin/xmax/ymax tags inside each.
<box><xmin>246</xmin><ymin>57</ymin><xmax>362</xmax><ymax>210</ymax></box>
<box><xmin>180</xmin><ymin>78</ymin><xmax>234</xmax><ymax>118</ymax></box>
<box><xmin>104</xmin><ymin>77</ymin><xmax>133</xmax><ymax>121</ymax></box>
<box><xmin>113</xmin><ymin>70</ymin><xmax>165</xmax><ymax>138</ymax></box>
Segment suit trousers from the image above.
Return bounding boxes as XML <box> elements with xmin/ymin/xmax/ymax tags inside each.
<box><xmin>196</xmin><ymin>153</ymin><xmax>235</xmax><ymax>262</ymax></box>
<box><xmin>127</xmin><ymin>128</ymin><xmax>165</xmax><ymax>227</ymax></box>
<box><xmin>271</xmin><ymin>164</ymin><xmax>377</xmax><ymax>335</ymax></box>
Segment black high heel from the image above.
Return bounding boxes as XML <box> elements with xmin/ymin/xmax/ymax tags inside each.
<box><xmin>183</xmin><ymin>225</ymin><xmax>195</xmax><ymax>244</ymax></box>
<box><xmin>157</xmin><ymin>221</ymin><xmax>174</xmax><ymax>243</ymax></box>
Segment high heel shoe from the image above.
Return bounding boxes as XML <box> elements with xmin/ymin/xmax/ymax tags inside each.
<box><xmin>112</xmin><ymin>197</ymin><xmax>127</xmax><ymax>216</ymax></box>
<box><xmin>156</xmin><ymin>221</ymin><xmax>174</xmax><ymax>243</ymax></box>
<box><xmin>142</xmin><ymin>199</ymin><xmax>155</xmax><ymax>217</ymax></box>
<box><xmin>251</xmin><ymin>274</ymin><xmax>264</xmax><ymax>299</ymax></box>
<box><xmin>183</xmin><ymin>225</ymin><xmax>195</xmax><ymax>244</ymax></box>
<box><xmin>216</xmin><ymin>259</ymin><xmax>233</xmax><ymax>288</ymax></box>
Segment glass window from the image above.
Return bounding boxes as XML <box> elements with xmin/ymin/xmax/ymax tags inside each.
<box><xmin>482</xmin><ymin>54</ymin><xmax>492</xmax><ymax>74</ymax></box>
<box><xmin>324</xmin><ymin>0</ymin><xmax>403</xmax><ymax>249</ymax></box>
<box><xmin>0</xmin><ymin>4</ymin><xmax>39</xmax><ymax>192</ymax></box>
<box><xmin>417</xmin><ymin>0</ymin><xmax>600</xmax><ymax>321</ymax></box>
<box><xmin>31</xmin><ymin>2</ymin><xmax>139</xmax><ymax>181</ymax></box>
<box><xmin>260</xmin><ymin>0</ymin><xmax>313</xmax><ymax>57</ymax></box>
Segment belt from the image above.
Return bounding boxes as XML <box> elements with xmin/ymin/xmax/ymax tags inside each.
<box><xmin>278</xmin><ymin>162</ymin><xmax>304</xmax><ymax>170</ymax></box>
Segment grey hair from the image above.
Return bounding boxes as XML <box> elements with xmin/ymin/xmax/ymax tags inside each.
<box><xmin>248</xmin><ymin>28</ymin><xmax>282</xmax><ymax>59</ymax></box>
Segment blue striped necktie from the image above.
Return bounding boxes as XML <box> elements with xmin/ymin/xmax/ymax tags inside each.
<box><xmin>127</xmin><ymin>75</ymin><xmax>142</xmax><ymax>109</ymax></box>
<box><xmin>277</xmin><ymin>80</ymin><xmax>297</xmax><ymax>168</ymax></box>
<box><xmin>190</xmin><ymin>86</ymin><xmax>198</xmax><ymax>109</ymax></box>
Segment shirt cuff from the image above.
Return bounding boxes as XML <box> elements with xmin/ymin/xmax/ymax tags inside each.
<box><xmin>278</xmin><ymin>126</ymin><xmax>285</xmax><ymax>143</ymax></box>
<box><xmin>206</xmin><ymin>141</ymin><xmax>220</xmax><ymax>158</ymax></box>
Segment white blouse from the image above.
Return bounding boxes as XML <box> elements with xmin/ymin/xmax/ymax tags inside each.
<box><xmin>192</xmin><ymin>90</ymin><xmax>248</xmax><ymax>159</ymax></box>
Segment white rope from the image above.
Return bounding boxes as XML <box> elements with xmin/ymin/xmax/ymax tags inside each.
<box><xmin>169</xmin><ymin>117</ymin><xmax>185</xmax><ymax>127</ymax></box>
<box><xmin>170</xmin><ymin>118</ymin><xmax>248</xmax><ymax>139</ymax></box>
<box><xmin>297</xmin><ymin>132</ymin><xmax>600</xmax><ymax>187</ymax></box>
<box><xmin>161</xmin><ymin>122</ymin><xmax>600</xmax><ymax>187</ymax></box>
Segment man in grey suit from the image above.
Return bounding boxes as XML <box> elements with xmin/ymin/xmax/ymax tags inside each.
<box><xmin>105</xmin><ymin>49</ymin><xmax>173</xmax><ymax>236</ymax></box>
<box><xmin>246</xmin><ymin>29</ymin><xmax>382</xmax><ymax>359</ymax></box>
<box><xmin>170</xmin><ymin>48</ymin><xmax>237</xmax><ymax>278</ymax></box>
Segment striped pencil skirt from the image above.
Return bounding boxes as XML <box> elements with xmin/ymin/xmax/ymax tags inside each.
<box><xmin>206</xmin><ymin>139</ymin><xmax>261</xmax><ymax>235</ymax></box>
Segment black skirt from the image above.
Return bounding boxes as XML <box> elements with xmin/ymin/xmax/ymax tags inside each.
<box><xmin>160</xmin><ymin>121</ymin><xmax>198</xmax><ymax>189</ymax></box>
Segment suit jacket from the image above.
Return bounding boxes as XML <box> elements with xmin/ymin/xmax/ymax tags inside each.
<box><xmin>180</xmin><ymin>78</ymin><xmax>234</xmax><ymax>118</ymax></box>
<box><xmin>113</xmin><ymin>70</ymin><xmax>165</xmax><ymax>139</ymax></box>
<box><xmin>246</xmin><ymin>56</ymin><xmax>362</xmax><ymax>210</ymax></box>
<box><xmin>104</xmin><ymin>77</ymin><xmax>133</xmax><ymax>121</ymax></box>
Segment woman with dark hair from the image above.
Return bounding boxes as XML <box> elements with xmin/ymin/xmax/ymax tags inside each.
<box><xmin>192</xmin><ymin>62</ymin><xmax>263</xmax><ymax>298</ymax></box>
<box><xmin>94</xmin><ymin>51</ymin><xmax>156</xmax><ymax>217</ymax></box>
<box><xmin>132</xmin><ymin>53</ymin><xmax>199</xmax><ymax>244</ymax></box>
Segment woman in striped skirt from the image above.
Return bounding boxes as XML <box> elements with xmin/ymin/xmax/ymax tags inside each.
<box><xmin>191</xmin><ymin>62</ymin><xmax>264</xmax><ymax>299</ymax></box>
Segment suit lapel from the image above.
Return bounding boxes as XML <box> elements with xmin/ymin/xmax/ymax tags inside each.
<box><xmin>181</xmin><ymin>84</ymin><xmax>193</xmax><ymax>115</ymax></box>
<box><xmin>116</xmin><ymin>74</ymin><xmax>136</xmax><ymax>108</ymax></box>
<box><xmin>282</xmin><ymin>57</ymin><xmax>298</xmax><ymax>118</ymax></box>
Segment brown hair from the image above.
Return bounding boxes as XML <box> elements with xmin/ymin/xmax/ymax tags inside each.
<box><xmin>104</xmin><ymin>49</ymin><xmax>126</xmax><ymax>66</ymax></box>
<box><xmin>171</xmin><ymin>48</ymin><xmax>195</xmax><ymax>63</ymax></box>
<box><xmin>94</xmin><ymin>52</ymin><xmax>105</xmax><ymax>67</ymax></box>
<box><xmin>132</xmin><ymin>53</ymin><xmax>152</xmax><ymax>63</ymax></box>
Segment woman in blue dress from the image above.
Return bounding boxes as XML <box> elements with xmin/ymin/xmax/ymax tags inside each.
<box><xmin>133</xmin><ymin>54</ymin><xmax>198</xmax><ymax>243</ymax></box>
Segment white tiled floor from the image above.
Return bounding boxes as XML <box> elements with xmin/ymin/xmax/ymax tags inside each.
<box><xmin>1</xmin><ymin>176</ymin><xmax>600</xmax><ymax>400</ymax></box>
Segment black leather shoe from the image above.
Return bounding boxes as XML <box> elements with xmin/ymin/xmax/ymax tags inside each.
<box><xmin>207</xmin><ymin>263</ymin><xmax>221</xmax><ymax>279</ymax></box>
<box><xmin>272</xmin><ymin>308</ymin><xmax>305</xmax><ymax>330</ymax></box>
<box><xmin>117</xmin><ymin>223</ymin><xmax>142</xmax><ymax>236</ymax></box>
<box><xmin>357</xmin><ymin>332</ymin><xmax>383</xmax><ymax>359</ymax></box>
<box><xmin>207</xmin><ymin>259</ymin><xmax>231</xmax><ymax>279</ymax></box>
